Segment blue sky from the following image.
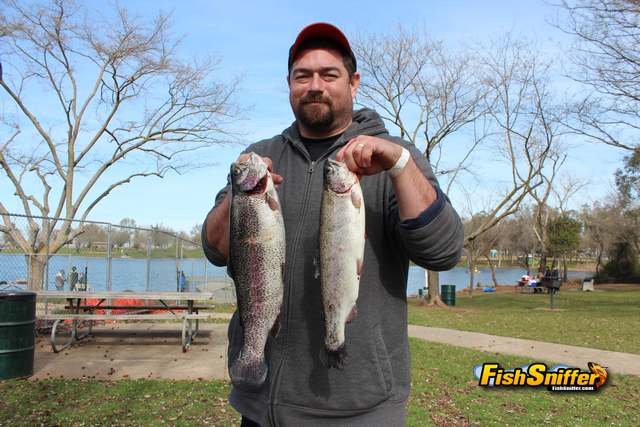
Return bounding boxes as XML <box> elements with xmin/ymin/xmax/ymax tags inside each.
<box><xmin>1</xmin><ymin>0</ymin><xmax>626</xmax><ymax>232</ymax></box>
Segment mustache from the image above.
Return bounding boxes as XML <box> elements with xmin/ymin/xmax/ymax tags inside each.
<box><xmin>301</xmin><ymin>93</ymin><xmax>332</xmax><ymax>105</ymax></box>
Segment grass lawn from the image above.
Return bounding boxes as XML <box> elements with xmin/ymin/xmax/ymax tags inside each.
<box><xmin>408</xmin><ymin>338</ymin><xmax>640</xmax><ymax>426</ymax></box>
<box><xmin>408</xmin><ymin>288</ymin><xmax>640</xmax><ymax>354</ymax></box>
<box><xmin>2</xmin><ymin>339</ymin><xmax>638</xmax><ymax>426</ymax></box>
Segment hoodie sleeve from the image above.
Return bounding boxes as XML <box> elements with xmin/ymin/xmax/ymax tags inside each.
<box><xmin>385</xmin><ymin>140</ymin><xmax>464</xmax><ymax>271</ymax></box>
<box><xmin>201</xmin><ymin>178</ymin><xmax>231</xmax><ymax>267</ymax></box>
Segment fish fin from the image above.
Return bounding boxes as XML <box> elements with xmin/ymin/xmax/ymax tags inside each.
<box><xmin>266</xmin><ymin>192</ymin><xmax>280</xmax><ymax>211</ymax></box>
<box><xmin>270</xmin><ymin>315</ymin><xmax>281</xmax><ymax>337</ymax></box>
<box><xmin>346</xmin><ymin>305</ymin><xmax>358</xmax><ymax>323</ymax></box>
<box><xmin>230</xmin><ymin>351</ymin><xmax>267</xmax><ymax>391</ymax></box>
<box><xmin>350</xmin><ymin>190</ymin><xmax>362</xmax><ymax>209</ymax></box>
<box><xmin>326</xmin><ymin>344</ymin><xmax>347</xmax><ymax>369</ymax></box>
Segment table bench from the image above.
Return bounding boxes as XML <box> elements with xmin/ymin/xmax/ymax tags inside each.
<box><xmin>37</xmin><ymin>291</ymin><xmax>219</xmax><ymax>353</ymax></box>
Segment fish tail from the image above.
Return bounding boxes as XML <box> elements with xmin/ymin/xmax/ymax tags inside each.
<box><xmin>230</xmin><ymin>352</ymin><xmax>267</xmax><ymax>390</ymax></box>
<box><xmin>326</xmin><ymin>344</ymin><xmax>347</xmax><ymax>369</ymax></box>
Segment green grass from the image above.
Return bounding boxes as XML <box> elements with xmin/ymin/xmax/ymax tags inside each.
<box><xmin>407</xmin><ymin>338</ymin><xmax>640</xmax><ymax>426</ymax></box>
<box><xmin>409</xmin><ymin>288</ymin><xmax>640</xmax><ymax>354</ymax></box>
<box><xmin>0</xmin><ymin>379</ymin><xmax>240</xmax><ymax>426</ymax></box>
<box><xmin>2</xmin><ymin>339</ymin><xmax>638</xmax><ymax>426</ymax></box>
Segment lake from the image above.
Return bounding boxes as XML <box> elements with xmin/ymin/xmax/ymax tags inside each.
<box><xmin>1</xmin><ymin>253</ymin><xmax>591</xmax><ymax>294</ymax></box>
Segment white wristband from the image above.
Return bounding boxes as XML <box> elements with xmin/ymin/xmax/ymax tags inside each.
<box><xmin>388</xmin><ymin>147</ymin><xmax>410</xmax><ymax>177</ymax></box>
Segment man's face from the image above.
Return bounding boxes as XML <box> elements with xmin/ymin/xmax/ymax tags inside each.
<box><xmin>288</xmin><ymin>48</ymin><xmax>360</xmax><ymax>136</ymax></box>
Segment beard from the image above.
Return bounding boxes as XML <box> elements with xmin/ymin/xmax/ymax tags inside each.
<box><xmin>293</xmin><ymin>93</ymin><xmax>336</xmax><ymax>132</ymax></box>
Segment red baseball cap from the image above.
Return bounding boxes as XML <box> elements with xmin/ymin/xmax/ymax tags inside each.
<box><xmin>288</xmin><ymin>22</ymin><xmax>357</xmax><ymax>72</ymax></box>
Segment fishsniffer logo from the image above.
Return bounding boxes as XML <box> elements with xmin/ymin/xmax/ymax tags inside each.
<box><xmin>476</xmin><ymin>362</ymin><xmax>608</xmax><ymax>392</ymax></box>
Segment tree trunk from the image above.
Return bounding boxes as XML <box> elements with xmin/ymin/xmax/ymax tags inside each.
<box><xmin>486</xmin><ymin>255</ymin><xmax>499</xmax><ymax>287</ymax></box>
<box><xmin>562</xmin><ymin>255</ymin><xmax>568</xmax><ymax>282</ymax></box>
<box><xmin>538</xmin><ymin>252</ymin><xmax>548</xmax><ymax>274</ymax></box>
<box><xmin>425</xmin><ymin>269</ymin><xmax>446</xmax><ymax>306</ymax></box>
<box><xmin>468</xmin><ymin>250</ymin><xmax>475</xmax><ymax>297</ymax></box>
<box><xmin>595</xmin><ymin>245</ymin><xmax>603</xmax><ymax>275</ymax></box>
<box><xmin>26</xmin><ymin>253</ymin><xmax>48</xmax><ymax>291</ymax></box>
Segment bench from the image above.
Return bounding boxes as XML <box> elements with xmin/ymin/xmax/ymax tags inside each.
<box><xmin>41</xmin><ymin>312</ymin><xmax>224</xmax><ymax>353</ymax></box>
<box><xmin>37</xmin><ymin>291</ymin><xmax>221</xmax><ymax>353</ymax></box>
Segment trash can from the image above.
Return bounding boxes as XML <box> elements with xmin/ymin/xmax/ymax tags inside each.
<box><xmin>0</xmin><ymin>289</ymin><xmax>36</xmax><ymax>380</ymax></box>
<box><xmin>441</xmin><ymin>284</ymin><xmax>456</xmax><ymax>307</ymax></box>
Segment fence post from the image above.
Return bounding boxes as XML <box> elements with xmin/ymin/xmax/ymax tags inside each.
<box><xmin>106</xmin><ymin>225</ymin><xmax>112</xmax><ymax>292</ymax></box>
<box><xmin>175</xmin><ymin>235</ymin><xmax>179</xmax><ymax>293</ymax></box>
<box><xmin>145</xmin><ymin>237</ymin><xmax>151</xmax><ymax>292</ymax></box>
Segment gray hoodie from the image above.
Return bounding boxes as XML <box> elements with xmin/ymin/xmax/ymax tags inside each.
<box><xmin>202</xmin><ymin>108</ymin><xmax>464</xmax><ymax>426</ymax></box>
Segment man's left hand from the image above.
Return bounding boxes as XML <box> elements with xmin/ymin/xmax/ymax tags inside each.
<box><xmin>336</xmin><ymin>136</ymin><xmax>406</xmax><ymax>176</ymax></box>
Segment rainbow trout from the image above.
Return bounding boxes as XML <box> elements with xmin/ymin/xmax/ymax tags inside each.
<box><xmin>319</xmin><ymin>159</ymin><xmax>366</xmax><ymax>369</ymax></box>
<box><xmin>229</xmin><ymin>152</ymin><xmax>285</xmax><ymax>389</ymax></box>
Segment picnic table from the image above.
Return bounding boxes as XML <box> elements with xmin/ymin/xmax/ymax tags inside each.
<box><xmin>37</xmin><ymin>291</ymin><xmax>218</xmax><ymax>353</ymax></box>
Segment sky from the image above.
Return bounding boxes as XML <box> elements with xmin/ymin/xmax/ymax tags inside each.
<box><xmin>0</xmin><ymin>0</ymin><xmax>627</xmax><ymax>232</ymax></box>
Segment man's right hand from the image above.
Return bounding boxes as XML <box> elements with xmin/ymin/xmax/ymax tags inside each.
<box><xmin>204</xmin><ymin>154</ymin><xmax>282</xmax><ymax>263</ymax></box>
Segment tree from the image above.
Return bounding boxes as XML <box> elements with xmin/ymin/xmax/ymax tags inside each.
<box><xmin>546</xmin><ymin>214</ymin><xmax>582</xmax><ymax>281</ymax></box>
<box><xmin>462</xmin><ymin>35</ymin><xmax>558</xmax><ymax>293</ymax></box>
<box><xmin>73</xmin><ymin>223</ymin><xmax>106</xmax><ymax>250</ymax></box>
<box><xmin>615</xmin><ymin>147</ymin><xmax>640</xmax><ymax>205</ymax></box>
<box><xmin>353</xmin><ymin>28</ymin><xmax>521</xmax><ymax>304</ymax></box>
<box><xmin>554</xmin><ymin>0</ymin><xmax>640</xmax><ymax>152</ymax></box>
<box><xmin>581</xmin><ymin>202</ymin><xmax>618</xmax><ymax>275</ymax></box>
<box><xmin>501</xmin><ymin>211</ymin><xmax>539</xmax><ymax>274</ymax></box>
<box><xmin>0</xmin><ymin>0</ymin><xmax>238</xmax><ymax>289</ymax></box>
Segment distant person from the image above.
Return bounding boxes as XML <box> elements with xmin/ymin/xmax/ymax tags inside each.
<box><xmin>69</xmin><ymin>266</ymin><xmax>79</xmax><ymax>291</ymax></box>
<box><xmin>179</xmin><ymin>271</ymin><xmax>187</xmax><ymax>292</ymax></box>
<box><xmin>54</xmin><ymin>269</ymin><xmax>66</xmax><ymax>291</ymax></box>
<box><xmin>518</xmin><ymin>274</ymin><xmax>531</xmax><ymax>287</ymax></box>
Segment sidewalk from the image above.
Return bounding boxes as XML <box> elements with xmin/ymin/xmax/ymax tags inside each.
<box><xmin>408</xmin><ymin>325</ymin><xmax>640</xmax><ymax>376</ymax></box>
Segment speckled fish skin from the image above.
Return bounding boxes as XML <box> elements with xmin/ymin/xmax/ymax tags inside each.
<box><xmin>228</xmin><ymin>152</ymin><xmax>285</xmax><ymax>390</ymax></box>
<box><xmin>320</xmin><ymin>159</ymin><xmax>365</xmax><ymax>369</ymax></box>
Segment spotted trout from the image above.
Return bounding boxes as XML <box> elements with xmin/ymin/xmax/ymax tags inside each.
<box><xmin>228</xmin><ymin>152</ymin><xmax>285</xmax><ymax>389</ymax></box>
<box><xmin>319</xmin><ymin>159</ymin><xmax>366</xmax><ymax>369</ymax></box>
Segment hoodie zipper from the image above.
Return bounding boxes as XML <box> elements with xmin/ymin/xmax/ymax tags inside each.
<box><xmin>267</xmin><ymin>131</ymin><xmax>368</xmax><ymax>424</ymax></box>
<box><xmin>269</xmin><ymin>155</ymin><xmax>315</xmax><ymax>425</ymax></box>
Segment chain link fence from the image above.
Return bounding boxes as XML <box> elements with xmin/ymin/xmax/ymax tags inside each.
<box><xmin>0</xmin><ymin>213</ymin><xmax>235</xmax><ymax>303</ymax></box>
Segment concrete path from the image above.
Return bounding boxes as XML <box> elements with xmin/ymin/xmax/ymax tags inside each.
<box><xmin>408</xmin><ymin>325</ymin><xmax>640</xmax><ymax>376</ymax></box>
<box><xmin>32</xmin><ymin>318</ymin><xmax>639</xmax><ymax>380</ymax></box>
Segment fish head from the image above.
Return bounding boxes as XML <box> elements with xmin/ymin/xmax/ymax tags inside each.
<box><xmin>588</xmin><ymin>362</ymin><xmax>608</xmax><ymax>390</ymax></box>
<box><xmin>231</xmin><ymin>152</ymin><xmax>270</xmax><ymax>195</ymax></box>
<box><xmin>324</xmin><ymin>159</ymin><xmax>357</xmax><ymax>194</ymax></box>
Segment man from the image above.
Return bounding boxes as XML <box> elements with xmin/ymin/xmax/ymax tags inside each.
<box><xmin>202</xmin><ymin>23</ymin><xmax>464</xmax><ymax>426</ymax></box>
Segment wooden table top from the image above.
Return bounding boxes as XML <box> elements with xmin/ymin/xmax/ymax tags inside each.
<box><xmin>37</xmin><ymin>291</ymin><xmax>216</xmax><ymax>300</ymax></box>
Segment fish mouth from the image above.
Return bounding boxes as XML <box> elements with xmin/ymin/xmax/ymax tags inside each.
<box><xmin>332</xmin><ymin>183</ymin><xmax>353</xmax><ymax>194</ymax></box>
<box><xmin>244</xmin><ymin>173</ymin><xmax>269</xmax><ymax>195</ymax></box>
<box><xmin>325</xmin><ymin>159</ymin><xmax>355</xmax><ymax>193</ymax></box>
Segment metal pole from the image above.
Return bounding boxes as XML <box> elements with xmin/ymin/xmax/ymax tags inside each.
<box><xmin>67</xmin><ymin>253</ymin><xmax>72</xmax><ymax>290</ymax></box>
<box><xmin>175</xmin><ymin>235</ymin><xmax>179</xmax><ymax>292</ymax></box>
<box><xmin>106</xmin><ymin>225</ymin><xmax>112</xmax><ymax>292</ymax></box>
<box><xmin>45</xmin><ymin>219</ymin><xmax>50</xmax><ymax>292</ymax></box>
<box><xmin>145</xmin><ymin>237</ymin><xmax>151</xmax><ymax>292</ymax></box>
